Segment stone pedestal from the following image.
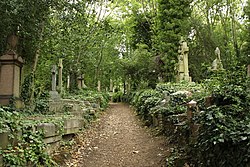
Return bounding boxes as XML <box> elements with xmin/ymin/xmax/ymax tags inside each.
<box><xmin>0</xmin><ymin>51</ymin><xmax>23</xmax><ymax>107</ymax></box>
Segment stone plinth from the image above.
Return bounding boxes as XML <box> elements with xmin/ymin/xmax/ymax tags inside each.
<box><xmin>64</xmin><ymin>118</ymin><xmax>85</xmax><ymax>135</ymax></box>
<box><xmin>49</xmin><ymin>91</ymin><xmax>60</xmax><ymax>101</ymax></box>
<box><xmin>37</xmin><ymin>123</ymin><xmax>61</xmax><ymax>144</ymax></box>
<box><xmin>0</xmin><ymin>51</ymin><xmax>23</xmax><ymax>107</ymax></box>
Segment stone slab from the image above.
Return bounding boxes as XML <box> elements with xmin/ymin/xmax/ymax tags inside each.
<box><xmin>37</xmin><ymin>123</ymin><xmax>58</xmax><ymax>138</ymax></box>
<box><xmin>64</xmin><ymin>127</ymin><xmax>80</xmax><ymax>135</ymax></box>
<box><xmin>64</xmin><ymin>118</ymin><xmax>84</xmax><ymax>128</ymax></box>
<box><xmin>43</xmin><ymin>135</ymin><xmax>62</xmax><ymax>144</ymax></box>
<box><xmin>0</xmin><ymin>132</ymin><xmax>10</xmax><ymax>150</ymax></box>
<box><xmin>63</xmin><ymin>118</ymin><xmax>85</xmax><ymax>135</ymax></box>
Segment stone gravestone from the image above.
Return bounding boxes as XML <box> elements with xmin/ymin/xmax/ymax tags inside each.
<box><xmin>177</xmin><ymin>37</ymin><xmax>191</xmax><ymax>82</ymax></box>
<box><xmin>58</xmin><ymin>59</ymin><xmax>63</xmax><ymax>93</ymax></box>
<box><xmin>49</xmin><ymin>65</ymin><xmax>60</xmax><ymax>100</ymax></box>
<box><xmin>211</xmin><ymin>47</ymin><xmax>223</xmax><ymax>70</ymax></box>
<box><xmin>0</xmin><ymin>34</ymin><xmax>24</xmax><ymax>107</ymax></box>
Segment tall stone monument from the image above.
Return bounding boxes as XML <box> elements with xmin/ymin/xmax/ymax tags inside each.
<box><xmin>97</xmin><ymin>80</ymin><xmax>101</xmax><ymax>92</ymax></box>
<box><xmin>0</xmin><ymin>34</ymin><xmax>24</xmax><ymax>107</ymax></box>
<box><xmin>58</xmin><ymin>59</ymin><xmax>63</xmax><ymax>93</ymax></box>
<box><xmin>211</xmin><ymin>47</ymin><xmax>223</xmax><ymax>70</ymax></box>
<box><xmin>49</xmin><ymin>65</ymin><xmax>60</xmax><ymax>100</ymax></box>
<box><xmin>177</xmin><ymin>37</ymin><xmax>191</xmax><ymax>82</ymax></box>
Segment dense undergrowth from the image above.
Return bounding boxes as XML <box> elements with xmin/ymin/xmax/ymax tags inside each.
<box><xmin>118</xmin><ymin>67</ymin><xmax>250</xmax><ymax>167</ymax></box>
<box><xmin>0</xmin><ymin>90</ymin><xmax>109</xmax><ymax>166</ymax></box>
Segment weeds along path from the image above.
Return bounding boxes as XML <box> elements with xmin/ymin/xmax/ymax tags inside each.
<box><xmin>64</xmin><ymin>103</ymin><xmax>170</xmax><ymax>167</ymax></box>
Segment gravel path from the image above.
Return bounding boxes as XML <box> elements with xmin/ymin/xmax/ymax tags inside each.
<box><xmin>64</xmin><ymin>103</ymin><xmax>170</xmax><ymax>167</ymax></box>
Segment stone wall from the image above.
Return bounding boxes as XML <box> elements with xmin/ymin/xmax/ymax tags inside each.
<box><xmin>0</xmin><ymin>99</ymin><xmax>103</xmax><ymax>166</ymax></box>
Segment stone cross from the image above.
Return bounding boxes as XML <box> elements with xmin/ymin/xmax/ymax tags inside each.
<box><xmin>51</xmin><ymin>65</ymin><xmax>57</xmax><ymax>91</ymax></box>
<box><xmin>58</xmin><ymin>59</ymin><xmax>63</xmax><ymax>92</ymax></box>
<box><xmin>177</xmin><ymin>37</ymin><xmax>191</xmax><ymax>82</ymax></box>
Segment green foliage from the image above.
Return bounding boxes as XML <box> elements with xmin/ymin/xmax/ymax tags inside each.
<box><xmin>112</xmin><ymin>91</ymin><xmax>124</xmax><ymax>102</ymax></box>
<box><xmin>2</xmin><ymin>128</ymin><xmax>56</xmax><ymax>166</ymax></box>
<box><xmin>20</xmin><ymin>73</ymin><xmax>33</xmax><ymax>105</ymax></box>
<box><xmin>130</xmin><ymin>12</ymin><xmax>153</xmax><ymax>50</ymax></box>
<box><xmin>0</xmin><ymin>106</ymin><xmax>58</xmax><ymax>166</ymax></box>
<box><xmin>191</xmin><ymin>67</ymin><xmax>250</xmax><ymax>166</ymax></box>
<box><xmin>122</xmin><ymin>44</ymin><xmax>157</xmax><ymax>89</ymax></box>
<box><xmin>153</xmin><ymin>0</ymin><xmax>193</xmax><ymax>81</ymax></box>
<box><xmin>65</xmin><ymin>90</ymin><xmax>110</xmax><ymax>109</ymax></box>
<box><xmin>241</xmin><ymin>0</ymin><xmax>250</xmax><ymax>65</ymax></box>
<box><xmin>0</xmin><ymin>107</ymin><xmax>21</xmax><ymax>134</ymax></box>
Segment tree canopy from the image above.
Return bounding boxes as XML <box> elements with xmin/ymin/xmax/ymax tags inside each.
<box><xmin>0</xmin><ymin>0</ymin><xmax>249</xmax><ymax>96</ymax></box>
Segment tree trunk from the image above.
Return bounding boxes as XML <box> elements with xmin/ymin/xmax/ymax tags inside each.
<box><xmin>29</xmin><ymin>22</ymin><xmax>45</xmax><ymax>105</ymax></box>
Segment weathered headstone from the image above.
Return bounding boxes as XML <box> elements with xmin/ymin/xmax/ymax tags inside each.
<box><xmin>177</xmin><ymin>37</ymin><xmax>191</xmax><ymax>82</ymax></box>
<box><xmin>58</xmin><ymin>59</ymin><xmax>63</xmax><ymax>92</ymax></box>
<box><xmin>0</xmin><ymin>34</ymin><xmax>24</xmax><ymax>107</ymax></box>
<box><xmin>49</xmin><ymin>65</ymin><xmax>60</xmax><ymax>100</ymax></box>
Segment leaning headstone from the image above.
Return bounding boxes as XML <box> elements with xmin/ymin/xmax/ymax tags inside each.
<box><xmin>49</xmin><ymin>65</ymin><xmax>60</xmax><ymax>100</ymax></box>
<box><xmin>0</xmin><ymin>34</ymin><xmax>24</xmax><ymax>107</ymax></box>
<box><xmin>58</xmin><ymin>59</ymin><xmax>63</xmax><ymax>93</ymax></box>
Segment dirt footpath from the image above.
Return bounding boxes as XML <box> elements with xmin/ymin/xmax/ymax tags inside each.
<box><xmin>64</xmin><ymin>103</ymin><xmax>170</xmax><ymax>167</ymax></box>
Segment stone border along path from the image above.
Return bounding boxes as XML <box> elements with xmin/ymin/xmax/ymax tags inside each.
<box><xmin>63</xmin><ymin>103</ymin><xmax>170</xmax><ymax>167</ymax></box>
